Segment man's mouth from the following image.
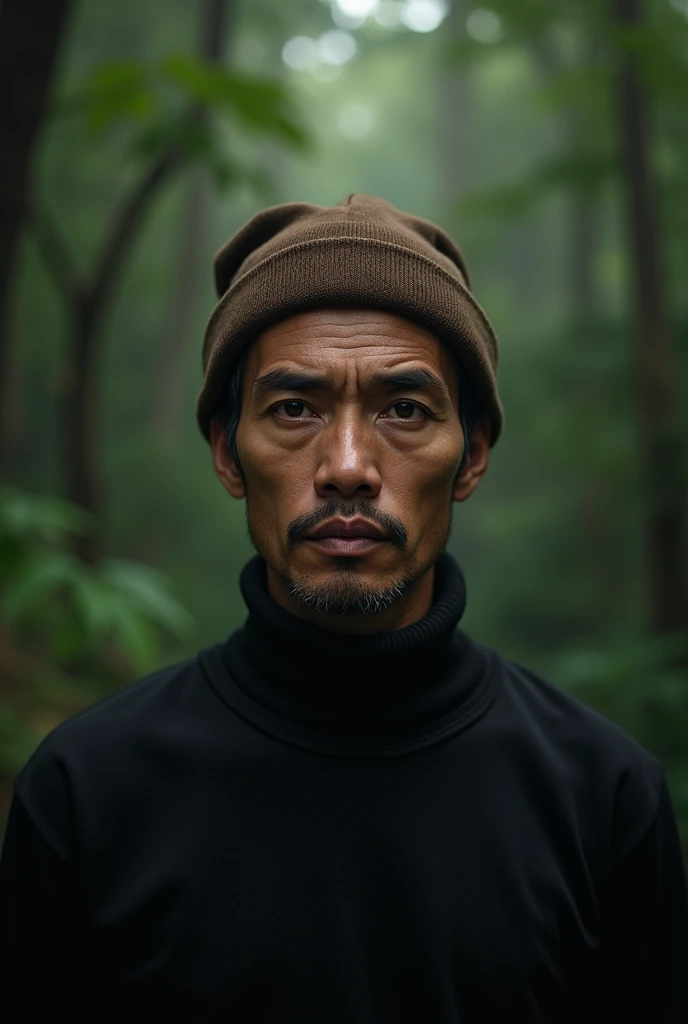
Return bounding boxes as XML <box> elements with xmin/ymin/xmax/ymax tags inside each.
<box><xmin>304</xmin><ymin>517</ymin><xmax>389</xmax><ymax>555</ymax></box>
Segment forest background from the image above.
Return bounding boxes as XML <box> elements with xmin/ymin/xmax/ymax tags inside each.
<box><xmin>1</xmin><ymin>0</ymin><xmax>687</xmax><ymax>849</ymax></box>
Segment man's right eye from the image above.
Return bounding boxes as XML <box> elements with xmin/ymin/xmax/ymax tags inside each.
<box><xmin>274</xmin><ymin>400</ymin><xmax>311</xmax><ymax>418</ymax></box>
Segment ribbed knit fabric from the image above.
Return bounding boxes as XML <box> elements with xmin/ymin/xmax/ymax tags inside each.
<box><xmin>196</xmin><ymin>194</ymin><xmax>503</xmax><ymax>445</ymax></box>
<box><xmin>199</xmin><ymin>551</ymin><xmax>498</xmax><ymax>757</ymax></box>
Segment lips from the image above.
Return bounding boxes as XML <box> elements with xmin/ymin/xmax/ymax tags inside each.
<box><xmin>305</xmin><ymin>518</ymin><xmax>388</xmax><ymax>541</ymax></box>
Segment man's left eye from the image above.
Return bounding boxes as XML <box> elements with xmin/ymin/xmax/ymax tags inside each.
<box><xmin>386</xmin><ymin>402</ymin><xmax>425</xmax><ymax>420</ymax></box>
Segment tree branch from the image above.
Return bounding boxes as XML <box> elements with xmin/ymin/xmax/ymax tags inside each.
<box><xmin>84</xmin><ymin>0</ymin><xmax>239</xmax><ymax>322</ymax></box>
<box><xmin>86</xmin><ymin>147</ymin><xmax>182</xmax><ymax>318</ymax></box>
<box><xmin>611</xmin><ymin>0</ymin><xmax>688</xmax><ymax>634</ymax></box>
<box><xmin>201</xmin><ymin>0</ymin><xmax>234</xmax><ymax>62</ymax></box>
<box><xmin>24</xmin><ymin>202</ymin><xmax>81</xmax><ymax>306</ymax></box>
<box><xmin>0</xmin><ymin>0</ymin><xmax>72</xmax><ymax>337</ymax></box>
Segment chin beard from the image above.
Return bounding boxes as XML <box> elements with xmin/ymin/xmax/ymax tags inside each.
<box><xmin>274</xmin><ymin>558</ymin><xmax>423</xmax><ymax>616</ymax></box>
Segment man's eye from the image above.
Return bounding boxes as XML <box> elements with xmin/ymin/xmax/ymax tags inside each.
<box><xmin>386</xmin><ymin>401</ymin><xmax>426</xmax><ymax>421</ymax></box>
<box><xmin>274</xmin><ymin>400</ymin><xmax>312</xmax><ymax>418</ymax></box>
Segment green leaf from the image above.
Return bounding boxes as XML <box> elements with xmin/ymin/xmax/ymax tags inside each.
<box><xmin>106</xmin><ymin>602</ymin><xmax>158</xmax><ymax>672</ymax></box>
<box><xmin>1</xmin><ymin>550</ymin><xmax>84</xmax><ymax>623</ymax></box>
<box><xmin>82</xmin><ymin>60</ymin><xmax>157</xmax><ymax>135</ymax></box>
<box><xmin>162</xmin><ymin>56</ymin><xmax>309</xmax><ymax>149</ymax></box>
<box><xmin>102</xmin><ymin>559</ymin><xmax>194</xmax><ymax>637</ymax></box>
<box><xmin>70</xmin><ymin>573</ymin><xmax>122</xmax><ymax>637</ymax></box>
<box><xmin>129</xmin><ymin>114</ymin><xmax>215</xmax><ymax>161</ymax></box>
<box><xmin>0</xmin><ymin>487</ymin><xmax>92</xmax><ymax>544</ymax></box>
<box><xmin>128</xmin><ymin>115</ymin><xmax>241</xmax><ymax>189</ymax></box>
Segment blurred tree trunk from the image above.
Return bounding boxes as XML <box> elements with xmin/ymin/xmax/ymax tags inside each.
<box><xmin>0</xmin><ymin>0</ymin><xmax>71</xmax><ymax>480</ymax></box>
<box><xmin>30</xmin><ymin>149</ymin><xmax>180</xmax><ymax>562</ymax></box>
<box><xmin>530</xmin><ymin>35</ymin><xmax>602</xmax><ymax>319</ymax></box>
<box><xmin>149</xmin><ymin>171</ymin><xmax>210</xmax><ymax>442</ymax></box>
<box><xmin>566</xmin><ymin>106</ymin><xmax>600</xmax><ymax>321</ymax></box>
<box><xmin>439</xmin><ymin>8</ymin><xmax>475</xmax><ymax>207</ymax></box>
<box><xmin>150</xmin><ymin>0</ymin><xmax>238</xmax><ymax>443</ymax></box>
<box><xmin>532</xmin><ymin>29</ymin><xmax>632</xmax><ymax>635</ymax></box>
<box><xmin>611</xmin><ymin>0</ymin><xmax>688</xmax><ymax>636</ymax></box>
<box><xmin>30</xmin><ymin>0</ymin><xmax>236</xmax><ymax>563</ymax></box>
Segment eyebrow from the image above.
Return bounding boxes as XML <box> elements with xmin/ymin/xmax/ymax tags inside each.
<box><xmin>368</xmin><ymin>367</ymin><xmax>450</xmax><ymax>401</ymax></box>
<box><xmin>251</xmin><ymin>365</ymin><xmax>450</xmax><ymax>403</ymax></box>
<box><xmin>251</xmin><ymin>369</ymin><xmax>333</xmax><ymax>402</ymax></box>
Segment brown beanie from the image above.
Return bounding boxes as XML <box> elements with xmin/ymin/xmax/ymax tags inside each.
<box><xmin>197</xmin><ymin>194</ymin><xmax>503</xmax><ymax>445</ymax></box>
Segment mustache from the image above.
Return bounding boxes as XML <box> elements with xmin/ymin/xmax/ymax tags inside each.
<box><xmin>287</xmin><ymin>499</ymin><xmax>407</xmax><ymax>549</ymax></box>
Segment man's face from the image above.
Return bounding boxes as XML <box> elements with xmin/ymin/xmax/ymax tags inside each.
<box><xmin>210</xmin><ymin>308</ymin><xmax>489</xmax><ymax>627</ymax></box>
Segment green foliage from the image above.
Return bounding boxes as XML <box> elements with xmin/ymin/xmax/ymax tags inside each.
<box><xmin>0</xmin><ymin>486</ymin><xmax>91</xmax><ymax>545</ymax></box>
<box><xmin>613</xmin><ymin>18</ymin><xmax>688</xmax><ymax>97</ymax></box>
<box><xmin>1</xmin><ymin>486</ymin><xmax>193</xmax><ymax>673</ymax></box>
<box><xmin>0</xmin><ymin>485</ymin><xmax>195</xmax><ymax>779</ymax></box>
<box><xmin>70</xmin><ymin>60</ymin><xmax>156</xmax><ymax>135</ymax></box>
<box><xmin>163</xmin><ymin>56</ymin><xmax>309</xmax><ymax>148</ymax></box>
<box><xmin>54</xmin><ymin>51</ymin><xmax>309</xmax><ymax>190</ymax></box>
<box><xmin>455</xmin><ymin>148</ymin><xmax>615</xmax><ymax>227</ymax></box>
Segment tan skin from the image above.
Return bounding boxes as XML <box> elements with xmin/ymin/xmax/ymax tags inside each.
<box><xmin>210</xmin><ymin>308</ymin><xmax>490</xmax><ymax>635</ymax></box>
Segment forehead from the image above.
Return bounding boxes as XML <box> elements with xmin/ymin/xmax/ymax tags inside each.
<box><xmin>245</xmin><ymin>308</ymin><xmax>457</xmax><ymax>383</ymax></box>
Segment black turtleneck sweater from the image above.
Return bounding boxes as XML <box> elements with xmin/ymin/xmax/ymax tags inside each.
<box><xmin>2</xmin><ymin>554</ymin><xmax>687</xmax><ymax>1022</ymax></box>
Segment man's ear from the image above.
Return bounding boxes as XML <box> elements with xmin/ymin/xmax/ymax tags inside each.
<box><xmin>209</xmin><ymin>417</ymin><xmax>246</xmax><ymax>499</ymax></box>
<box><xmin>453</xmin><ymin>418</ymin><xmax>491</xmax><ymax>502</ymax></box>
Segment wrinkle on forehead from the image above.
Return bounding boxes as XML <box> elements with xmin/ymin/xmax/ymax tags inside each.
<box><xmin>261</xmin><ymin>308</ymin><xmax>437</xmax><ymax>346</ymax></box>
<box><xmin>271</xmin><ymin>308</ymin><xmax>411</xmax><ymax>333</ymax></box>
<box><xmin>246</xmin><ymin>308</ymin><xmax>459</xmax><ymax>402</ymax></box>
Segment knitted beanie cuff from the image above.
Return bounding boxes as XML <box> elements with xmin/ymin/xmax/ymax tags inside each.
<box><xmin>196</xmin><ymin>235</ymin><xmax>503</xmax><ymax>445</ymax></box>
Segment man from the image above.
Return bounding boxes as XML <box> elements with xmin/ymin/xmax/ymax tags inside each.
<box><xmin>1</xmin><ymin>194</ymin><xmax>687</xmax><ymax>1021</ymax></box>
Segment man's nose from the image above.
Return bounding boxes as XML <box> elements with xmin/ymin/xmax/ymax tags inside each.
<box><xmin>313</xmin><ymin>419</ymin><xmax>382</xmax><ymax>499</ymax></box>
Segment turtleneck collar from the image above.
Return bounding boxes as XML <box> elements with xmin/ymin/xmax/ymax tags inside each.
<box><xmin>198</xmin><ymin>552</ymin><xmax>498</xmax><ymax>757</ymax></box>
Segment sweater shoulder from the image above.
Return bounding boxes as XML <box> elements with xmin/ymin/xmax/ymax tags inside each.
<box><xmin>500</xmin><ymin>654</ymin><xmax>656</xmax><ymax>757</ymax></box>
<box><xmin>19</xmin><ymin>654</ymin><xmax>200</xmax><ymax>761</ymax></box>
<box><xmin>12</xmin><ymin>654</ymin><xmax>205</xmax><ymax>851</ymax></box>
<box><xmin>495</xmin><ymin>654</ymin><xmax>664</xmax><ymax>852</ymax></box>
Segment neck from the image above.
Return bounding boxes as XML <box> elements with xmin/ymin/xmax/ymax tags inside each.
<box><xmin>265</xmin><ymin>563</ymin><xmax>436</xmax><ymax>635</ymax></box>
<box><xmin>206</xmin><ymin>550</ymin><xmax>496</xmax><ymax>753</ymax></box>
